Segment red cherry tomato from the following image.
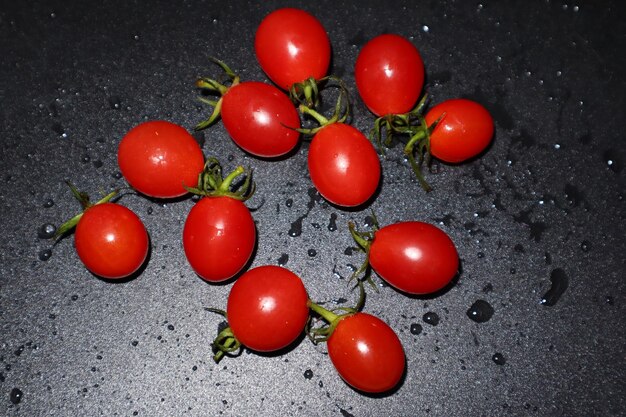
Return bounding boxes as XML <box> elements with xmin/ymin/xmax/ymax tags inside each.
<box><xmin>307</xmin><ymin>123</ymin><xmax>380</xmax><ymax>207</ymax></box>
<box><xmin>118</xmin><ymin>121</ymin><xmax>204</xmax><ymax>198</ymax></box>
<box><xmin>221</xmin><ymin>82</ymin><xmax>300</xmax><ymax>157</ymax></box>
<box><xmin>369</xmin><ymin>221</ymin><xmax>459</xmax><ymax>294</ymax></box>
<box><xmin>255</xmin><ymin>8</ymin><xmax>331</xmax><ymax>90</ymax></box>
<box><xmin>74</xmin><ymin>203</ymin><xmax>149</xmax><ymax>279</ymax></box>
<box><xmin>355</xmin><ymin>34</ymin><xmax>425</xmax><ymax>117</ymax></box>
<box><xmin>425</xmin><ymin>99</ymin><xmax>494</xmax><ymax>163</ymax></box>
<box><xmin>182</xmin><ymin>196</ymin><xmax>256</xmax><ymax>282</ymax></box>
<box><xmin>328</xmin><ymin>313</ymin><xmax>405</xmax><ymax>393</ymax></box>
<box><xmin>227</xmin><ymin>266</ymin><xmax>309</xmax><ymax>352</ymax></box>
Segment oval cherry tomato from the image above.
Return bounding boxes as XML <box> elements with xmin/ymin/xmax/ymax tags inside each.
<box><xmin>182</xmin><ymin>196</ymin><xmax>255</xmax><ymax>282</ymax></box>
<box><xmin>355</xmin><ymin>34</ymin><xmax>425</xmax><ymax>117</ymax></box>
<box><xmin>328</xmin><ymin>313</ymin><xmax>405</xmax><ymax>393</ymax></box>
<box><xmin>118</xmin><ymin>121</ymin><xmax>205</xmax><ymax>198</ymax></box>
<box><xmin>74</xmin><ymin>203</ymin><xmax>149</xmax><ymax>279</ymax></box>
<box><xmin>425</xmin><ymin>99</ymin><xmax>494</xmax><ymax>163</ymax></box>
<box><xmin>255</xmin><ymin>8</ymin><xmax>331</xmax><ymax>90</ymax></box>
<box><xmin>369</xmin><ymin>221</ymin><xmax>458</xmax><ymax>294</ymax></box>
<box><xmin>227</xmin><ymin>266</ymin><xmax>309</xmax><ymax>352</ymax></box>
<box><xmin>221</xmin><ymin>82</ymin><xmax>300</xmax><ymax>157</ymax></box>
<box><xmin>307</xmin><ymin>123</ymin><xmax>380</xmax><ymax>207</ymax></box>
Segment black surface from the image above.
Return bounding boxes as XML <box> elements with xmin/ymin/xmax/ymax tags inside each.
<box><xmin>1</xmin><ymin>1</ymin><xmax>625</xmax><ymax>416</ymax></box>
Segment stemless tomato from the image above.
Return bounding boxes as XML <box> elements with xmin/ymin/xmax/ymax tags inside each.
<box><xmin>118</xmin><ymin>121</ymin><xmax>204</xmax><ymax>198</ymax></box>
<box><xmin>328</xmin><ymin>313</ymin><xmax>405</xmax><ymax>393</ymax></box>
<box><xmin>425</xmin><ymin>99</ymin><xmax>494</xmax><ymax>163</ymax></box>
<box><xmin>227</xmin><ymin>266</ymin><xmax>309</xmax><ymax>352</ymax></box>
<box><xmin>221</xmin><ymin>82</ymin><xmax>300</xmax><ymax>157</ymax></box>
<box><xmin>355</xmin><ymin>34</ymin><xmax>425</xmax><ymax>117</ymax></box>
<box><xmin>74</xmin><ymin>203</ymin><xmax>149</xmax><ymax>279</ymax></box>
<box><xmin>255</xmin><ymin>8</ymin><xmax>331</xmax><ymax>90</ymax></box>
<box><xmin>369</xmin><ymin>221</ymin><xmax>459</xmax><ymax>294</ymax></box>
<box><xmin>307</xmin><ymin>123</ymin><xmax>380</xmax><ymax>207</ymax></box>
<box><xmin>183</xmin><ymin>196</ymin><xmax>255</xmax><ymax>282</ymax></box>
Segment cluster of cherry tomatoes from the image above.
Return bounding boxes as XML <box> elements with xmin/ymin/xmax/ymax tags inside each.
<box><xmin>53</xmin><ymin>7</ymin><xmax>494</xmax><ymax>394</ymax></box>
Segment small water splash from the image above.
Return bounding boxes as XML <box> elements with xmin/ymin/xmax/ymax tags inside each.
<box><xmin>540</xmin><ymin>268</ymin><xmax>569</xmax><ymax>306</ymax></box>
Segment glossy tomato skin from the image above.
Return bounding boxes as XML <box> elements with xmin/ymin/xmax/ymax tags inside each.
<box><xmin>355</xmin><ymin>34</ymin><xmax>425</xmax><ymax>117</ymax></box>
<box><xmin>227</xmin><ymin>266</ymin><xmax>309</xmax><ymax>352</ymax></box>
<box><xmin>255</xmin><ymin>8</ymin><xmax>331</xmax><ymax>90</ymax></box>
<box><xmin>369</xmin><ymin>222</ymin><xmax>459</xmax><ymax>294</ymax></box>
<box><xmin>182</xmin><ymin>196</ymin><xmax>255</xmax><ymax>282</ymax></box>
<box><xmin>328</xmin><ymin>313</ymin><xmax>405</xmax><ymax>393</ymax></box>
<box><xmin>221</xmin><ymin>82</ymin><xmax>300</xmax><ymax>157</ymax></box>
<box><xmin>307</xmin><ymin>123</ymin><xmax>380</xmax><ymax>207</ymax></box>
<box><xmin>74</xmin><ymin>203</ymin><xmax>149</xmax><ymax>279</ymax></box>
<box><xmin>118</xmin><ymin>121</ymin><xmax>204</xmax><ymax>198</ymax></box>
<box><xmin>425</xmin><ymin>99</ymin><xmax>494</xmax><ymax>163</ymax></box>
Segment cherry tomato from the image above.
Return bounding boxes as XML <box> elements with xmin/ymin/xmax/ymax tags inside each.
<box><xmin>183</xmin><ymin>196</ymin><xmax>255</xmax><ymax>282</ymax></box>
<box><xmin>74</xmin><ymin>203</ymin><xmax>149</xmax><ymax>279</ymax></box>
<box><xmin>328</xmin><ymin>312</ymin><xmax>405</xmax><ymax>393</ymax></box>
<box><xmin>355</xmin><ymin>34</ymin><xmax>425</xmax><ymax>117</ymax></box>
<box><xmin>227</xmin><ymin>266</ymin><xmax>309</xmax><ymax>352</ymax></box>
<box><xmin>255</xmin><ymin>8</ymin><xmax>331</xmax><ymax>90</ymax></box>
<box><xmin>369</xmin><ymin>221</ymin><xmax>458</xmax><ymax>294</ymax></box>
<box><xmin>425</xmin><ymin>99</ymin><xmax>494</xmax><ymax>163</ymax></box>
<box><xmin>221</xmin><ymin>82</ymin><xmax>300</xmax><ymax>157</ymax></box>
<box><xmin>307</xmin><ymin>123</ymin><xmax>380</xmax><ymax>207</ymax></box>
<box><xmin>118</xmin><ymin>121</ymin><xmax>204</xmax><ymax>198</ymax></box>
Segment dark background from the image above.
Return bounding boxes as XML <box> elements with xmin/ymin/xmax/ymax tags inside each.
<box><xmin>1</xmin><ymin>1</ymin><xmax>625</xmax><ymax>416</ymax></box>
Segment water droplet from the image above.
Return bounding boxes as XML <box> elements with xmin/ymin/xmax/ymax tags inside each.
<box><xmin>327</xmin><ymin>213</ymin><xmax>337</xmax><ymax>232</ymax></box>
<box><xmin>14</xmin><ymin>345</ymin><xmax>24</xmax><ymax>356</ymax></box>
<box><xmin>39</xmin><ymin>249</ymin><xmax>52</xmax><ymax>261</ymax></box>
<box><xmin>553</xmin><ymin>143</ymin><xmax>561</xmax><ymax>149</ymax></box>
<box><xmin>288</xmin><ymin>216</ymin><xmax>304</xmax><ymax>237</ymax></box>
<box><xmin>167</xmin><ymin>324</ymin><xmax>174</xmax><ymax>331</ymax></box>
<box><xmin>477</xmin><ymin>252</ymin><xmax>485</xmax><ymax>258</ymax></box>
<box><xmin>423</xmin><ymin>312</ymin><xmax>439</xmax><ymax>326</ymax></box>
<box><xmin>147</xmin><ymin>207</ymin><xmax>153</xmax><ymax>215</ymax></box>
<box><xmin>71</xmin><ymin>294</ymin><xmax>78</xmax><ymax>301</ymax></box>
<box><xmin>580</xmin><ymin>240</ymin><xmax>590</xmax><ymax>252</ymax></box>
<box><xmin>467</xmin><ymin>300</ymin><xmax>494</xmax><ymax>323</ymax></box>
<box><xmin>81</xmin><ymin>154</ymin><xmax>91</xmax><ymax>164</ymax></box>
<box><xmin>307</xmin><ymin>249</ymin><xmax>317</xmax><ymax>257</ymax></box>
<box><xmin>540</xmin><ymin>268</ymin><xmax>569</xmax><ymax>306</ymax></box>
<box><xmin>303</xmin><ymin>369</ymin><xmax>313</xmax><ymax>380</ymax></box>
<box><xmin>92</xmin><ymin>160</ymin><xmax>103</xmax><ymax>169</ymax></box>
<box><xmin>37</xmin><ymin>223</ymin><xmax>56</xmax><ymax>239</ymax></box>
<box><xmin>108</xmin><ymin>96</ymin><xmax>121</xmax><ymax>109</ymax></box>
<box><xmin>605</xmin><ymin>296</ymin><xmax>614</xmax><ymax>305</ymax></box>
<box><xmin>277</xmin><ymin>253</ymin><xmax>289</xmax><ymax>266</ymax></box>
<box><xmin>112</xmin><ymin>171</ymin><xmax>122</xmax><ymax>180</ymax></box>
<box><xmin>50</xmin><ymin>12</ymin><xmax>56</xmax><ymax>18</ymax></box>
<box><xmin>285</xmin><ymin>198</ymin><xmax>293</xmax><ymax>208</ymax></box>
<box><xmin>131</xmin><ymin>340</ymin><xmax>139</xmax><ymax>347</ymax></box>
<box><xmin>410</xmin><ymin>323</ymin><xmax>423</xmax><ymax>335</ymax></box>
<box><xmin>482</xmin><ymin>283</ymin><xmax>493</xmax><ymax>293</ymax></box>
<box><xmin>422</xmin><ymin>25</ymin><xmax>430</xmax><ymax>32</ymax></box>
<box><xmin>492</xmin><ymin>352</ymin><xmax>506</xmax><ymax>365</ymax></box>
<box><xmin>43</xmin><ymin>199</ymin><xmax>55</xmax><ymax>208</ymax></box>
<box><xmin>510</xmin><ymin>267</ymin><xmax>516</xmax><ymax>274</ymax></box>
<box><xmin>51</xmin><ymin>123</ymin><xmax>67</xmax><ymax>138</ymax></box>
<box><xmin>573</xmin><ymin>5</ymin><xmax>579</xmax><ymax>11</ymax></box>
<box><xmin>10</xmin><ymin>387</ymin><xmax>23</xmax><ymax>404</ymax></box>
<box><xmin>133</xmin><ymin>34</ymin><xmax>140</xmax><ymax>41</ymax></box>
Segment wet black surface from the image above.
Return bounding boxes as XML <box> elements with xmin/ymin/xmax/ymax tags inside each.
<box><xmin>1</xmin><ymin>1</ymin><xmax>626</xmax><ymax>416</ymax></box>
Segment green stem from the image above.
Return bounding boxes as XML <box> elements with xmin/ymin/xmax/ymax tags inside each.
<box><xmin>298</xmin><ymin>105</ymin><xmax>329</xmax><ymax>125</ymax></box>
<box><xmin>307</xmin><ymin>300</ymin><xmax>340</xmax><ymax>324</ymax></box>
<box><xmin>219</xmin><ymin>166</ymin><xmax>245</xmax><ymax>192</ymax></box>
<box><xmin>54</xmin><ymin>187</ymin><xmax>119</xmax><ymax>239</ymax></box>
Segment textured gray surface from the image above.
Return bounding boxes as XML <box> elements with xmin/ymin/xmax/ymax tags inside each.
<box><xmin>1</xmin><ymin>0</ymin><xmax>625</xmax><ymax>416</ymax></box>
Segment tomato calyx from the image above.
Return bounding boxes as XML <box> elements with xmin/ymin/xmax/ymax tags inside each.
<box><xmin>53</xmin><ymin>181</ymin><xmax>119</xmax><ymax>239</ymax></box>
<box><xmin>205</xmin><ymin>308</ymin><xmax>242</xmax><ymax>363</ymax></box>
<box><xmin>402</xmin><ymin>112</ymin><xmax>446</xmax><ymax>192</ymax></box>
<box><xmin>347</xmin><ymin>216</ymin><xmax>383</xmax><ymax>290</ymax></box>
<box><xmin>185</xmin><ymin>157</ymin><xmax>255</xmax><ymax>201</ymax></box>
<box><xmin>297</xmin><ymin>87</ymin><xmax>349</xmax><ymax>136</ymax></box>
<box><xmin>306</xmin><ymin>282</ymin><xmax>365</xmax><ymax>344</ymax></box>
<box><xmin>194</xmin><ymin>58</ymin><xmax>241</xmax><ymax>130</ymax></box>
<box><xmin>370</xmin><ymin>94</ymin><xmax>430</xmax><ymax>155</ymax></box>
<box><xmin>289</xmin><ymin>75</ymin><xmax>347</xmax><ymax>109</ymax></box>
